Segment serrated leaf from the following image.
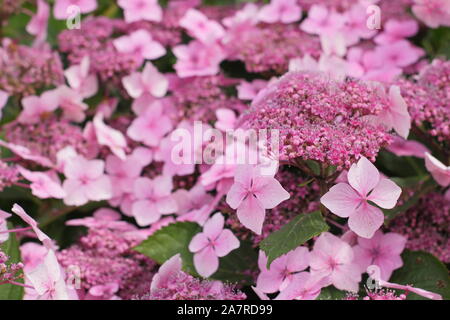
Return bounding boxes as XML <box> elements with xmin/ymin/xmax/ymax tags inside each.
<box><xmin>133</xmin><ymin>222</ymin><xmax>201</xmax><ymax>275</ymax></box>
<box><xmin>390</xmin><ymin>250</ymin><xmax>450</xmax><ymax>300</ymax></box>
<box><xmin>260</xmin><ymin>211</ymin><xmax>329</xmax><ymax>268</ymax></box>
<box><xmin>0</xmin><ymin>225</ymin><xmax>24</xmax><ymax>300</ymax></box>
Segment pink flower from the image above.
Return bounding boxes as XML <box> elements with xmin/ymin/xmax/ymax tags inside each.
<box><xmin>256</xmin><ymin>247</ymin><xmax>309</xmax><ymax>294</ymax></box>
<box><xmin>54</xmin><ymin>85</ymin><xmax>88</xmax><ymax>122</ymax></box>
<box><xmin>122</xmin><ymin>62</ymin><xmax>168</xmax><ymax>102</ymax></box>
<box><xmin>374</xmin><ymin>40</ymin><xmax>424</xmax><ymax>68</ymax></box>
<box><xmin>20</xmin><ymin>242</ymin><xmax>47</xmax><ymax>272</ymax></box>
<box><xmin>173</xmin><ymin>41</ymin><xmax>226</xmax><ymax>78</ymax></box>
<box><xmin>173</xmin><ymin>183</ymin><xmax>214</xmax><ymax>216</ymax></box>
<box><xmin>226</xmin><ymin>165</ymin><xmax>290</xmax><ymax>235</ymax></box>
<box><xmin>93</xmin><ymin>113</ymin><xmax>127</xmax><ymax>160</ymax></box>
<box><xmin>131</xmin><ymin>175</ymin><xmax>177</xmax><ymax>226</ymax></box>
<box><xmin>353</xmin><ymin>231</ymin><xmax>406</xmax><ymax>281</ymax></box>
<box><xmin>424</xmin><ymin>152</ymin><xmax>450</xmax><ymax>187</ymax></box>
<box><xmin>215</xmin><ymin>108</ymin><xmax>236</xmax><ymax>131</ymax></box>
<box><xmin>26</xmin><ymin>0</ymin><xmax>49</xmax><ymax>42</ymax></box>
<box><xmin>321</xmin><ymin>157</ymin><xmax>401</xmax><ymax>238</ymax></box>
<box><xmin>188</xmin><ymin>213</ymin><xmax>240</xmax><ymax>278</ymax></box>
<box><xmin>117</xmin><ymin>0</ymin><xmax>162</xmax><ymax>23</ymax></box>
<box><xmin>375</xmin><ymin>19</ymin><xmax>419</xmax><ymax>45</ymax></box>
<box><xmin>258</xmin><ymin>0</ymin><xmax>302</xmax><ymax>24</ymax></box>
<box><xmin>310</xmin><ymin>232</ymin><xmax>361</xmax><ymax>292</ymax></box>
<box><xmin>386</xmin><ymin>136</ymin><xmax>429</xmax><ymax>158</ymax></box>
<box><xmin>18</xmin><ymin>90</ymin><xmax>59</xmax><ymax>124</ymax></box>
<box><xmin>340</xmin><ymin>4</ymin><xmax>376</xmax><ymax>45</ymax></box>
<box><xmin>64</xmin><ymin>56</ymin><xmax>98</xmax><ymax>99</ymax></box>
<box><xmin>127</xmin><ymin>101</ymin><xmax>172</xmax><ymax>147</ymax></box>
<box><xmin>105</xmin><ymin>149</ymin><xmax>149</xmax><ymax>197</ymax></box>
<box><xmin>275</xmin><ymin>272</ymin><xmax>328</xmax><ymax>300</ymax></box>
<box><xmin>150</xmin><ymin>254</ymin><xmax>182</xmax><ymax>291</ymax></box>
<box><xmin>0</xmin><ymin>140</ymin><xmax>54</xmax><ymax>168</ymax></box>
<box><xmin>179</xmin><ymin>9</ymin><xmax>226</xmax><ymax>44</ymax></box>
<box><xmin>237</xmin><ymin>80</ymin><xmax>268</xmax><ymax>100</ymax></box>
<box><xmin>18</xmin><ymin>167</ymin><xmax>66</xmax><ymax>199</ymax></box>
<box><xmin>66</xmin><ymin>208</ymin><xmax>134</xmax><ymax>231</ymax></box>
<box><xmin>11</xmin><ymin>204</ymin><xmax>54</xmax><ymax>249</ymax></box>
<box><xmin>25</xmin><ymin>250</ymin><xmax>76</xmax><ymax>300</ymax></box>
<box><xmin>376</xmin><ymin>85</ymin><xmax>411</xmax><ymax>139</ymax></box>
<box><xmin>53</xmin><ymin>0</ymin><xmax>97</xmax><ymax>20</ymax></box>
<box><xmin>62</xmin><ymin>155</ymin><xmax>112</xmax><ymax>206</ymax></box>
<box><xmin>113</xmin><ymin>29</ymin><xmax>166</xmax><ymax>63</ymax></box>
<box><xmin>412</xmin><ymin>0</ymin><xmax>450</xmax><ymax>28</ymax></box>
<box><xmin>0</xmin><ymin>90</ymin><xmax>9</xmax><ymax>119</ymax></box>
<box><xmin>300</xmin><ymin>5</ymin><xmax>345</xmax><ymax>36</ymax></box>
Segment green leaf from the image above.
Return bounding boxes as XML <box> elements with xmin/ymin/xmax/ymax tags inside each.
<box><xmin>133</xmin><ymin>222</ymin><xmax>201</xmax><ymax>275</ymax></box>
<box><xmin>390</xmin><ymin>251</ymin><xmax>450</xmax><ymax>300</ymax></box>
<box><xmin>0</xmin><ymin>225</ymin><xmax>24</xmax><ymax>300</ymax></box>
<box><xmin>316</xmin><ymin>286</ymin><xmax>346</xmax><ymax>300</ymax></box>
<box><xmin>212</xmin><ymin>241</ymin><xmax>257</xmax><ymax>284</ymax></box>
<box><xmin>260</xmin><ymin>211</ymin><xmax>329</xmax><ymax>268</ymax></box>
<box><xmin>422</xmin><ymin>27</ymin><xmax>450</xmax><ymax>59</ymax></box>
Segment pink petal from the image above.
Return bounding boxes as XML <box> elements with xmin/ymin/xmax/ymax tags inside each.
<box><xmin>347</xmin><ymin>156</ymin><xmax>380</xmax><ymax>196</ymax></box>
<box><xmin>320</xmin><ymin>183</ymin><xmax>361</xmax><ymax>218</ymax></box>
<box><xmin>225</xmin><ymin>182</ymin><xmax>247</xmax><ymax>209</ymax></box>
<box><xmin>256</xmin><ymin>269</ymin><xmax>284</xmax><ymax>294</ymax></box>
<box><xmin>236</xmin><ymin>195</ymin><xmax>265</xmax><ymax>235</ymax></box>
<box><xmin>348</xmin><ymin>203</ymin><xmax>384</xmax><ymax>239</ymax></box>
<box><xmin>425</xmin><ymin>152</ymin><xmax>450</xmax><ymax>187</ymax></box>
<box><xmin>188</xmin><ymin>232</ymin><xmax>209</xmax><ymax>253</ymax></box>
<box><xmin>214</xmin><ymin>229</ymin><xmax>240</xmax><ymax>257</ymax></box>
<box><xmin>253</xmin><ymin>176</ymin><xmax>290</xmax><ymax>209</ymax></box>
<box><xmin>286</xmin><ymin>246</ymin><xmax>310</xmax><ymax>272</ymax></box>
<box><xmin>132</xmin><ymin>200</ymin><xmax>161</xmax><ymax>226</ymax></box>
<box><xmin>367</xmin><ymin>178</ymin><xmax>401</xmax><ymax>209</ymax></box>
<box><xmin>193</xmin><ymin>246</ymin><xmax>219</xmax><ymax>278</ymax></box>
<box><xmin>150</xmin><ymin>254</ymin><xmax>182</xmax><ymax>291</ymax></box>
<box><xmin>203</xmin><ymin>212</ymin><xmax>224</xmax><ymax>240</ymax></box>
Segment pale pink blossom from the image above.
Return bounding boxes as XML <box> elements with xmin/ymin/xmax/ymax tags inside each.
<box><xmin>173</xmin><ymin>183</ymin><xmax>213</xmax><ymax>216</ymax></box>
<box><xmin>113</xmin><ymin>29</ymin><xmax>166</xmax><ymax>63</ymax></box>
<box><xmin>0</xmin><ymin>140</ymin><xmax>54</xmax><ymax>168</ymax></box>
<box><xmin>26</xmin><ymin>0</ymin><xmax>50</xmax><ymax>42</ymax></box>
<box><xmin>131</xmin><ymin>175</ymin><xmax>177</xmax><ymax>226</ymax></box>
<box><xmin>424</xmin><ymin>152</ymin><xmax>450</xmax><ymax>187</ymax></box>
<box><xmin>222</xmin><ymin>3</ymin><xmax>259</xmax><ymax>29</ymax></box>
<box><xmin>215</xmin><ymin>108</ymin><xmax>236</xmax><ymax>131</ymax></box>
<box><xmin>18</xmin><ymin>90</ymin><xmax>59</xmax><ymax>124</ymax></box>
<box><xmin>12</xmin><ymin>204</ymin><xmax>54</xmax><ymax>249</ymax></box>
<box><xmin>386</xmin><ymin>136</ymin><xmax>429</xmax><ymax>158</ymax></box>
<box><xmin>117</xmin><ymin>0</ymin><xmax>162</xmax><ymax>23</ymax></box>
<box><xmin>310</xmin><ymin>232</ymin><xmax>361</xmax><ymax>292</ymax></box>
<box><xmin>353</xmin><ymin>231</ymin><xmax>406</xmax><ymax>281</ymax></box>
<box><xmin>237</xmin><ymin>80</ymin><xmax>268</xmax><ymax>100</ymax></box>
<box><xmin>179</xmin><ymin>9</ymin><xmax>226</xmax><ymax>44</ymax></box>
<box><xmin>66</xmin><ymin>208</ymin><xmax>134</xmax><ymax>231</ymax></box>
<box><xmin>173</xmin><ymin>41</ymin><xmax>226</xmax><ymax>78</ymax></box>
<box><xmin>412</xmin><ymin>0</ymin><xmax>450</xmax><ymax>28</ymax></box>
<box><xmin>375</xmin><ymin>19</ymin><xmax>419</xmax><ymax>45</ymax></box>
<box><xmin>189</xmin><ymin>213</ymin><xmax>240</xmax><ymax>278</ymax></box>
<box><xmin>20</xmin><ymin>242</ymin><xmax>47</xmax><ymax>272</ymax></box>
<box><xmin>258</xmin><ymin>0</ymin><xmax>302</xmax><ymax>24</ymax></box>
<box><xmin>341</xmin><ymin>4</ymin><xmax>376</xmax><ymax>45</ymax></box>
<box><xmin>64</xmin><ymin>56</ymin><xmax>98</xmax><ymax>99</ymax></box>
<box><xmin>373</xmin><ymin>40</ymin><xmax>425</xmax><ymax>68</ymax></box>
<box><xmin>321</xmin><ymin>157</ymin><xmax>401</xmax><ymax>238</ymax></box>
<box><xmin>256</xmin><ymin>247</ymin><xmax>309</xmax><ymax>293</ymax></box>
<box><xmin>127</xmin><ymin>101</ymin><xmax>172</xmax><ymax>147</ymax></box>
<box><xmin>25</xmin><ymin>250</ymin><xmax>77</xmax><ymax>300</ymax></box>
<box><xmin>275</xmin><ymin>272</ymin><xmax>328</xmax><ymax>300</ymax></box>
<box><xmin>53</xmin><ymin>0</ymin><xmax>97</xmax><ymax>20</ymax></box>
<box><xmin>54</xmin><ymin>85</ymin><xmax>88</xmax><ymax>122</ymax></box>
<box><xmin>122</xmin><ymin>62</ymin><xmax>168</xmax><ymax>110</ymax></box>
<box><xmin>150</xmin><ymin>254</ymin><xmax>182</xmax><ymax>291</ymax></box>
<box><xmin>62</xmin><ymin>155</ymin><xmax>112</xmax><ymax>206</ymax></box>
<box><xmin>375</xmin><ymin>85</ymin><xmax>411</xmax><ymax>139</ymax></box>
<box><xmin>93</xmin><ymin>113</ymin><xmax>128</xmax><ymax>160</ymax></box>
<box><xmin>226</xmin><ymin>165</ymin><xmax>290</xmax><ymax>235</ymax></box>
<box><xmin>18</xmin><ymin>167</ymin><xmax>66</xmax><ymax>199</ymax></box>
<box><xmin>300</xmin><ymin>5</ymin><xmax>345</xmax><ymax>36</ymax></box>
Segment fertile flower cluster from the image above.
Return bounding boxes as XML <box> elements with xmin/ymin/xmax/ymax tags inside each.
<box><xmin>0</xmin><ymin>0</ymin><xmax>448</xmax><ymax>302</ymax></box>
<box><xmin>239</xmin><ymin>72</ymin><xmax>393</xmax><ymax>168</ymax></box>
